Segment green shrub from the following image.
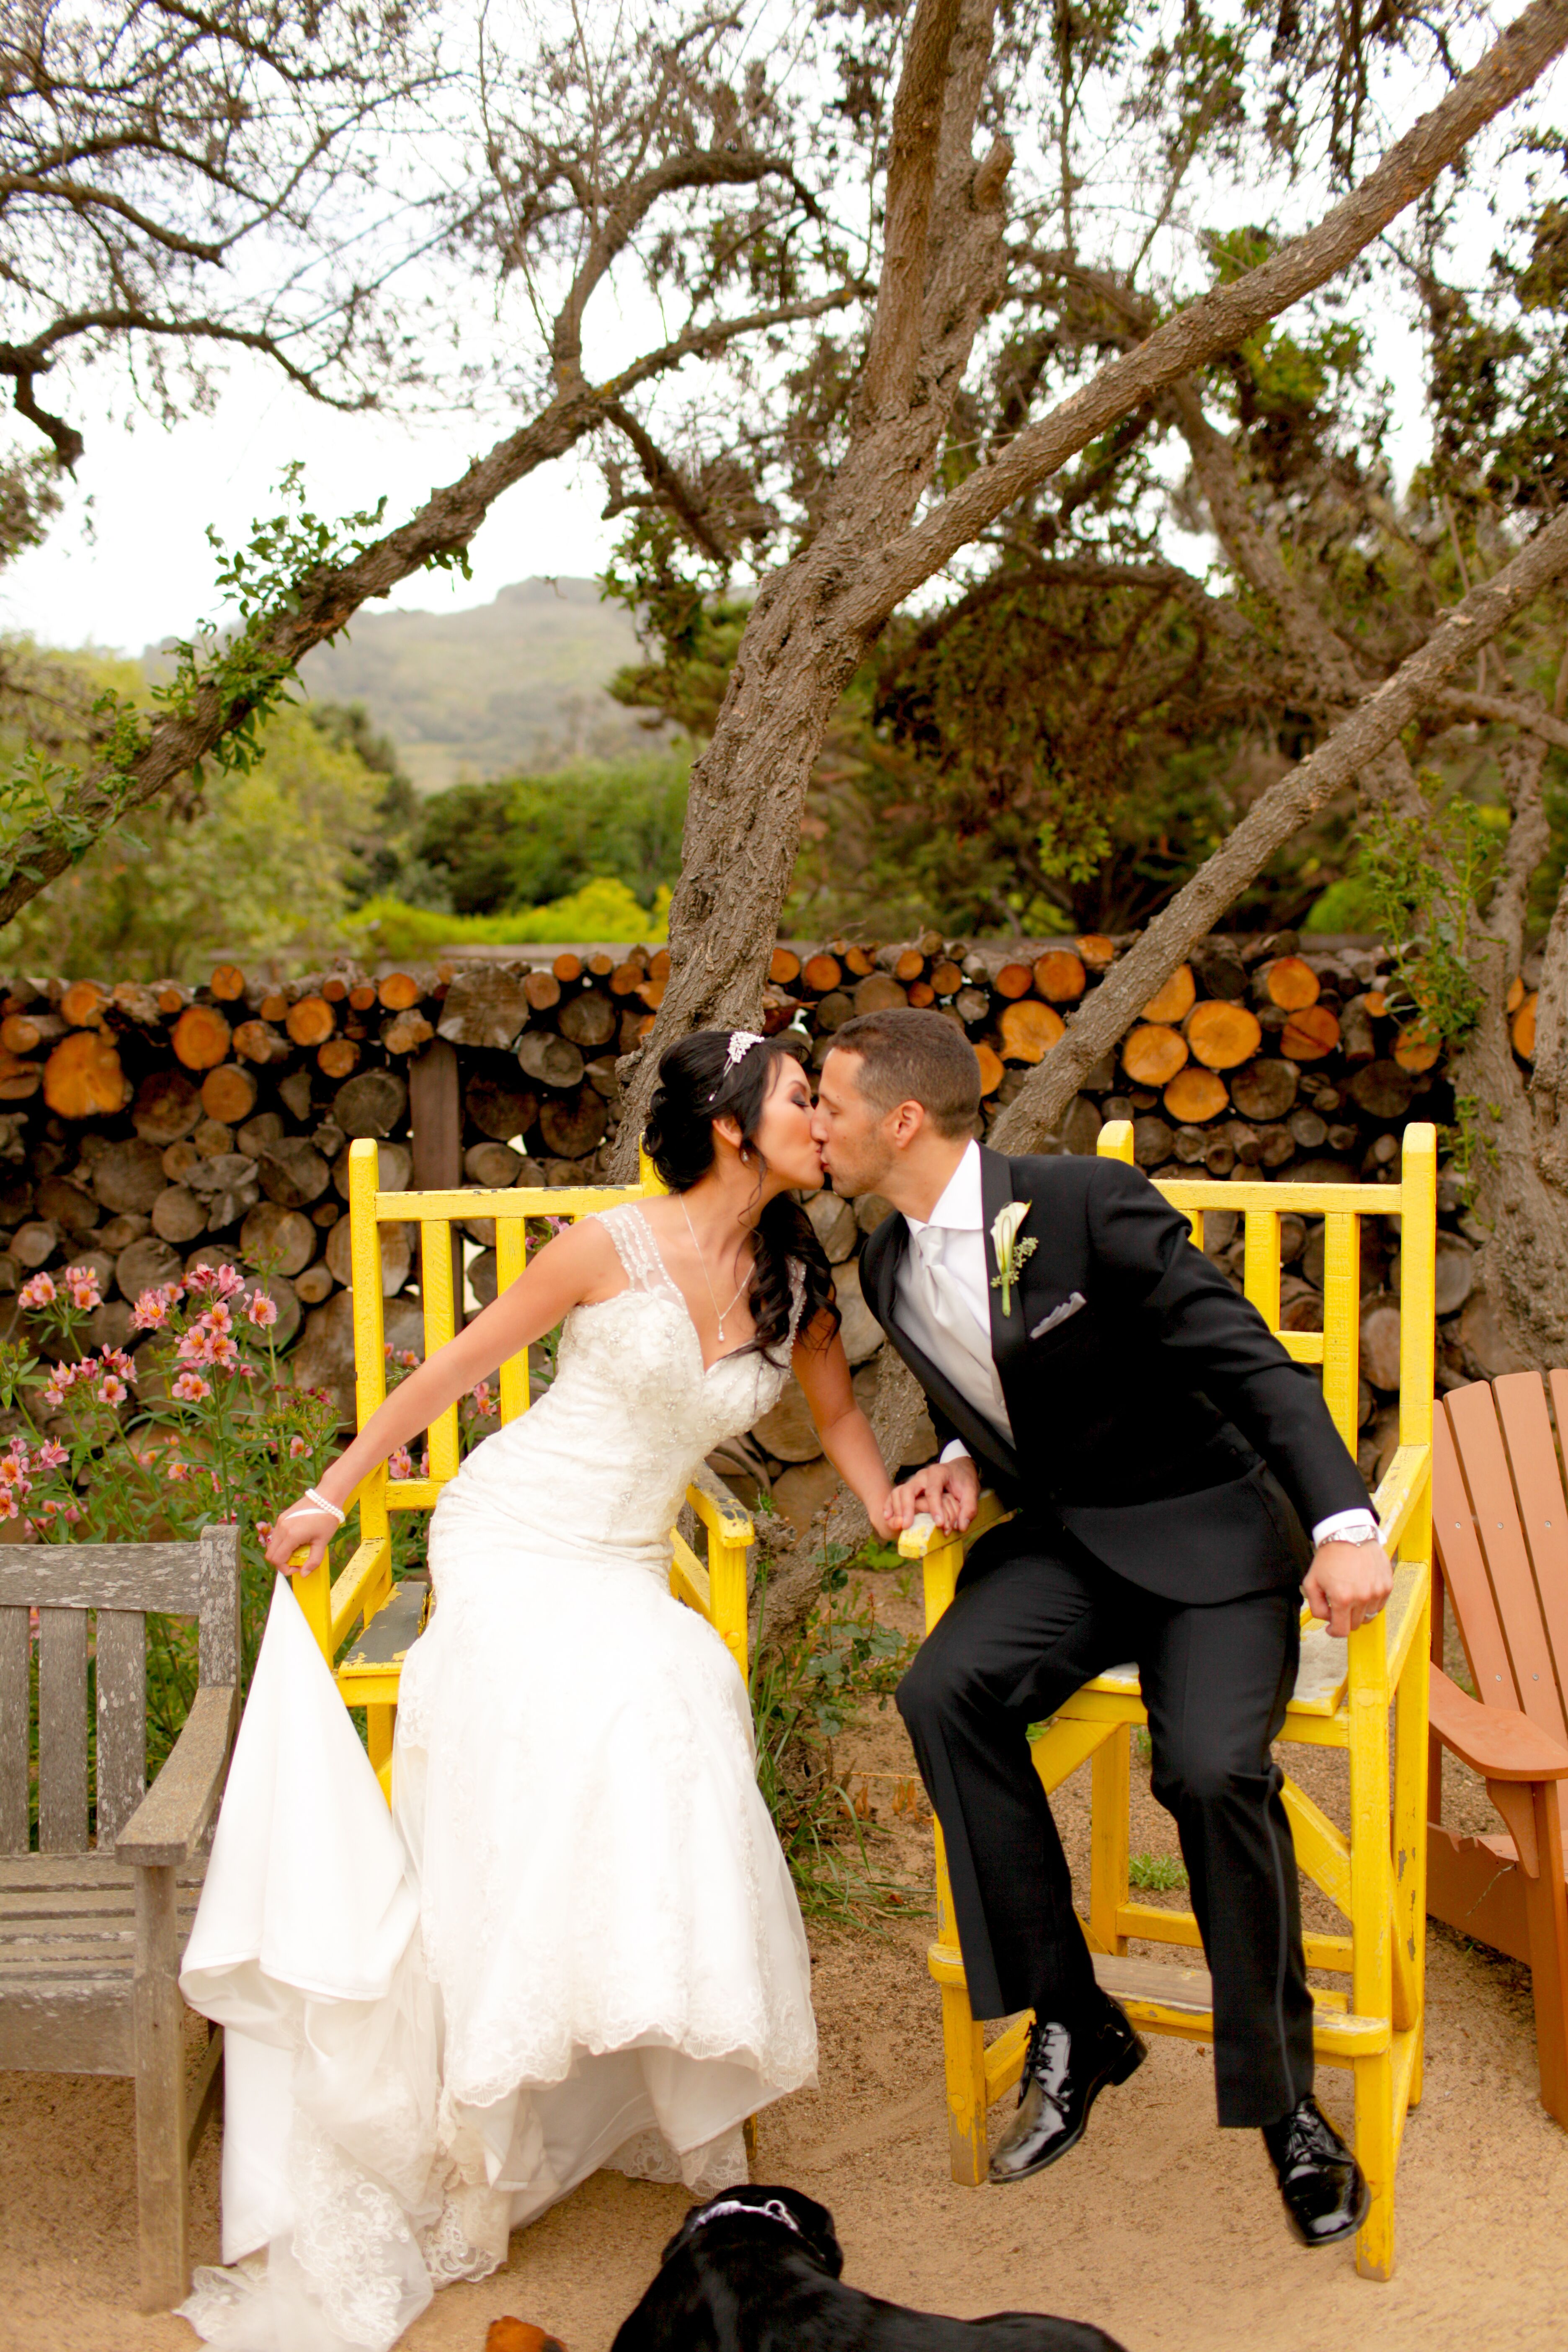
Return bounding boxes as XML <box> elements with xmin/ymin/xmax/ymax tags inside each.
<box><xmin>345</xmin><ymin>875</ymin><xmax>669</xmax><ymax>956</ymax></box>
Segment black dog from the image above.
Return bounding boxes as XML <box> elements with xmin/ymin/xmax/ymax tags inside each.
<box><xmin>610</xmin><ymin>2184</ymin><xmax>1128</xmax><ymax>2351</ymax></box>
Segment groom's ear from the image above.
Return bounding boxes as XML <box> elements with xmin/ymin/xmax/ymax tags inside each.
<box><xmin>885</xmin><ymin>1098</ymin><xmax>928</xmax><ymax>1150</ymax></box>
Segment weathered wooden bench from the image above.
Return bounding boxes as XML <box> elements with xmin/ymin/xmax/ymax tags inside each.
<box><xmin>0</xmin><ymin>1524</ymin><xmax>240</xmax><ymax>2309</ymax></box>
<box><xmin>900</xmin><ymin>1119</ymin><xmax>1437</xmax><ymax>2280</ymax></box>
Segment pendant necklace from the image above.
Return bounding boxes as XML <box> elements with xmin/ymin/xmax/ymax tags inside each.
<box><xmin>679</xmin><ymin>1195</ymin><xmax>751</xmax><ymax>1345</ymax></box>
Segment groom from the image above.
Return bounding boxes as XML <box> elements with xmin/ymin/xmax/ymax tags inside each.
<box><xmin>812</xmin><ymin>1007</ymin><xmax>1392</xmax><ymax>2249</ymax></box>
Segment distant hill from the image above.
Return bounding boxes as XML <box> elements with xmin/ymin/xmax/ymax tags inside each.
<box><xmin>294</xmin><ymin>577</ymin><xmax>656</xmax><ymax>790</ymax></box>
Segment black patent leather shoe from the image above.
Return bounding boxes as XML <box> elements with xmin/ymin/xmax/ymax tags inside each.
<box><xmin>988</xmin><ymin>1996</ymin><xmax>1147</xmax><ymax>2183</ymax></box>
<box><xmin>1262</xmin><ymin>2097</ymin><xmax>1371</xmax><ymax>2247</ymax></box>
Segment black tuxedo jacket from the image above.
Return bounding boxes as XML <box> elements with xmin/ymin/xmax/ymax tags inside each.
<box><xmin>859</xmin><ymin>1147</ymin><xmax>1372</xmax><ymax>1604</ymax></box>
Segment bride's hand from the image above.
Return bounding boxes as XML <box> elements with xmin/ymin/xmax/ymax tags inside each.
<box><xmin>868</xmin><ymin>1488</ymin><xmax>900</xmax><ymax>1541</ymax></box>
<box><xmin>265</xmin><ymin>1498</ymin><xmax>340</xmax><ymax>1575</ymax></box>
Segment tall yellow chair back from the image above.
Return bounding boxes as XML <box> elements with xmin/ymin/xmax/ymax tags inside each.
<box><xmin>294</xmin><ymin>1139</ymin><xmax>754</xmax><ymax>1793</ymax></box>
<box><xmin>901</xmin><ymin>1121</ymin><xmax>1437</xmax><ymax>2281</ymax></box>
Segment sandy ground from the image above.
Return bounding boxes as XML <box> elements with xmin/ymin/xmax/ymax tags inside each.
<box><xmin>3</xmin><ymin>1574</ymin><xmax>1565</xmax><ymax>2352</ymax></box>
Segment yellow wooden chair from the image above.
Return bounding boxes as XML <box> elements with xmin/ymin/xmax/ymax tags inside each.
<box><xmin>898</xmin><ymin>1119</ymin><xmax>1437</xmax><ymax>2280</ymax></box>
<box><xmin>294</xmin><ymin>1138</ymin><xmax>755</xmax><ymax>1794</ymax></box>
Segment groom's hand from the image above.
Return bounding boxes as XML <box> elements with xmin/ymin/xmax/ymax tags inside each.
<box><xmin>1302</xmin><ymin>1537</ymin><xmax>1393</xmax><ymax>1638</ymax></box>
<box><xmin>886</xmin><ymin>1456</ymin><xmax>980</xmax><ymax>1536</ymax></box>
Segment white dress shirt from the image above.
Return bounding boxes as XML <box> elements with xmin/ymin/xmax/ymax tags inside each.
<box><xmin>897</xmin><ymin>1142</ymin><xmax>1012</xmax><ymax>1449</ymax></box>
<box><xmin>899</xmin><ymin>1141</ymin><xmax>1378</xmax><ymax>1553</ymax></box>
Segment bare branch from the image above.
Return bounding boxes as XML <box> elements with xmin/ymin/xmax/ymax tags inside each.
<box><xmin>601</xmin><ymin>402</ymin><xmax>731</xmax><ymax>565</ymax></box>
<box><xmin>1436</xmin><ymin>686</ymin><xmax>1568</xmax><ymax>752</ymax></box>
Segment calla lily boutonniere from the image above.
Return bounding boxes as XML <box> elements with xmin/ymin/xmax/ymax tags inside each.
<box><xmin>989</xmin><ymin>1200</ymin><xmax>1037</xmax><ymax>1317</ymax></box>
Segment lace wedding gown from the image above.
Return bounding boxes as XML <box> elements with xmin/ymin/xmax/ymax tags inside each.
<box><xmin>178</xmin><ymin>1204</ymin><xmax>818</xmax><ymax>2352</ymax></box>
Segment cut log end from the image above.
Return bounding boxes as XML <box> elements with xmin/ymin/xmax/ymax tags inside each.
<box><xmin>998</xmin><ymin>999</ymin><xmax>1065</xmax><ymax>1064</ymax></box>
<box><xmin>1281</xmin><ymin>1004</ymin><xmax>1341</xmax><ymax>1062</ymax></box>
<box><xmin>1162</xmin><ymin>1067</ymin><xmax>1230</xmax><ymax>1124</ymax></box>
<box><xmin>1033</xmin><ymin>950</ymin><xmax>1086</xmax><ymax>1003</ymax></box>
<box><xmin>1184</xmin><ymin>999</ymin><xmax>1264</xmax><ymax>1071</ymax></box>
<box><xmin>44</xmin><ymin>1031</ymin><xmax>129</xmax><ymax>1119</ymax></box>
<box><xmin>1260</xmin><ymin>956</ymin><xmax>1320</xmax><ymax>1011</ymax></box>
<box><xmin>1140</xmin><ymin>964</ymin><xmax>1196</xmax><ymax>1025</ymax></box>
<box><xmin>972</xmin><ymin>1042</ymin><xmax>1004</xmax><ymax>1097</ymax></box>
<box><xmin>285</xmin><ymin>995</ymin><xmax>336</xmax><ymax>1049</ymax></box>
<box><xmin>170</xmin><ymin>1004</ymin><xmax>233</xmax><ymax>1072</ymax></box>
<box><xmin>1122</xmin><ymin>1024</ymin><xmax>1189</xmax><ymax>1087</ymax></box>
<box><xmin>1511</xmin><ymin>994</ymin><xmax>1537</xmax><ymax>1060</ymax></box>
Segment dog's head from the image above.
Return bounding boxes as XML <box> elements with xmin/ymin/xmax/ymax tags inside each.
<box><xmin>659</xmin><ymin>2184</ymin><xmax>843</xmax><ymax>2279</ymax></box>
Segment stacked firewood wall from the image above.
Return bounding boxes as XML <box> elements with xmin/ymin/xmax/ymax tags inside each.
<box><xmin>0</xmin><ymin>928</ymin><xmax>1538</xmax><ymax>1517</ymax></box>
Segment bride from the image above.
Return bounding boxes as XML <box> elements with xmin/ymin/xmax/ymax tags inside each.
<box><xmin>178</xmin><ymin>1028</ymin><xmax>896</xmax><ymax>2352</ymax></box>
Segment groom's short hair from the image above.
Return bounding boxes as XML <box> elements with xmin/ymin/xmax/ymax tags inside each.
<box><xmin>829</xmin><ymin>1007</ymin><xmax>981</xmax><ymax>1137</ymax></box>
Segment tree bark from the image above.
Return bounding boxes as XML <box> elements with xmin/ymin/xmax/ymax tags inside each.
<box><xmin>614</xmin><ymin>0</ymin><xmax>1568</xmax><ymax>1170</ymax></box>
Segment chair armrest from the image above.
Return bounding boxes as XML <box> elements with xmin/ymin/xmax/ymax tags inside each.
<box><xmin>1370</xmin><ymin>1443</ymin><xmax>1430</xmax><ymax>1557</ymax></box>
<box><xmin>116</xmin><ymin>1684</ymin><xmax>236</xmax><ymax>1868</ymax></box>
<box><xmin>897</xmin><ymin>1489</ymin><xmax>1013</xmax><ymax>1560</ymax></box>
<box><xmin>898</xmin><ymin>1512</ymin><xmax>943</xmax><ymax>1559</ymax></box>
<box><xmin>686</xmin><ymin>1462</ymin><xmax>753</xmax><ymax>1550</ymax></box>
<box><xmin>1429</xmin><ymin>1663</ymin><xmax>1568</xmax><ymax>1783</ymax></box>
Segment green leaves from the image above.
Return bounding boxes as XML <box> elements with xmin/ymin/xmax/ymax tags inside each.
<box><xmin>0</xmin><ymin>465</ymin><xmax>400</xmax><ymax>917</ymax></box>
<box><xmin>1351</xmin><ymin>779</ymin><xmax>1503</xmax><ymax>1053</ymax></box>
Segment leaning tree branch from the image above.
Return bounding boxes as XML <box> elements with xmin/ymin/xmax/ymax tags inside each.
<box><xmin>989</xmin><ymin>501</ymin><xmax>1568</xmax><ymax>1153</ymax></box>
<box><xmin>843</xmin><ymin>0</ymin><xmax>1568</xmax><ymax>638</ymax></box>
<box><xmin>1436</xmin><ymin>686</ymin><xmax>1568</xmax><ymax>752</ymax></box>
<box><xmin>0</xmin><ymin>278</ymin><xmax>864</xmax><ymax>928</ymax></box>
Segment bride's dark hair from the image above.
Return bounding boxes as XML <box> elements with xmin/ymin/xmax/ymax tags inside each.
<box><xmin>642</xmin><ymin>1030</ymin><xmax>840</xmax><ymax>1363</ymax></box>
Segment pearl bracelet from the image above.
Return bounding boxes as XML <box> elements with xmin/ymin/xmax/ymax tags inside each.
<box><xmin>282</xmin><ymin>1486</ymin><xmax>346</xmax><ymax>1526</ymax></box>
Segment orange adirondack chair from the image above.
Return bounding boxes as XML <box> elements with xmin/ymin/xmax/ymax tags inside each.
<box><xmin>1428</xmin><ymin>1372</ymin><xmax>1568</xmax><ymax>2126</ymax></box>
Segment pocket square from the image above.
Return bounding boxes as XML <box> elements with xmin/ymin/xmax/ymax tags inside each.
<box><xmin>1029</xmin><ymin>1291</ymin><xmax>1086</xmax><ymax>1341</ymax></box>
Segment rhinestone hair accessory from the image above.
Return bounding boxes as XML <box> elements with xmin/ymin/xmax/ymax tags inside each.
<box><xmin>708</xmin><ymin>1029</ymin><xmax>766</xmax><ymax>1102</ymax></box>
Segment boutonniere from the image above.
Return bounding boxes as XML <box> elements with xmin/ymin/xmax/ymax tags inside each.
<box><xmin>989</xmin><ymin>1201</ymin><xmax>1037</xmax><ymax>1317</ymax></box>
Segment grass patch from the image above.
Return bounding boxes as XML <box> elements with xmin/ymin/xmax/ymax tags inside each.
<box><xmin>750</xmin><ymin>1561</ymin><xmax>929</xmax><ymax>1927</ymax></box>
<box><xmin>1129</xmin><ymin>1851</ymin><xmax>1188</xmax><ymax>1893</ymax></box>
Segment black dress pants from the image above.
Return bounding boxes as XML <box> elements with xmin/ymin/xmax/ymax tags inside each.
<box><xmin>895</xmin><ymin>1516</ymin><xmax>1315</xmax><ymax>2128</ymax></box>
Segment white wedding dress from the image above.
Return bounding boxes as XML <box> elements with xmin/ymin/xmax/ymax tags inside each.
<box><xmin>178</xmin><ymin>1204</ymin><xmax>818</xmax><ymax>2352</ymax></box>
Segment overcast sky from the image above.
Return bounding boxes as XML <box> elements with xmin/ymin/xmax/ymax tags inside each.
<box><xmin>0</xmin><ymin>362</ymin><xmax>627</xmax><ymax>658</ymax></box>
<box><xmin>3</xmin><ymin>7</ymin><xmax>1557</xmax><ymax>663</ymax></box>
